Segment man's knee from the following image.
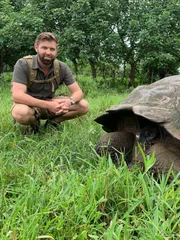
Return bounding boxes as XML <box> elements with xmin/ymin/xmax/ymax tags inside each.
<box><xmin>11</xmin><ymin>104</ymin><xmax>35</xmax><ymax>123</ymax></box>
<box><xmin>79</xmin><ymin>99</ymin><xmax>90</xmax><ymax>115</ymax></box>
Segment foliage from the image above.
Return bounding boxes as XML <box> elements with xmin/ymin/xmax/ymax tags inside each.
<box><xmin>0</xmin><ymin>72</ymin><xmax>12</xmax><ymax>82</ymax></box>
<box><xmin>0</xmin><ymin>77</ymin><xmax>180</xmax><ymax>239</ymax></box>
<box><xmin>0</xmin><ymin>0</ymin><xmax>180</xmax><ymax>84</ymax></box>
<box><xmin>138</xmin><ymin>0</ymin><xmax>180</xmax><ymax>82</ymax></box>
<box><xmin>0</xmin><ymin>0</ymin><xmax>44</xmax><ymax>71</ymax></box>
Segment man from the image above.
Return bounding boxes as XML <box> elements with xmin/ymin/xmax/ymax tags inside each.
<box><xmin>11</xmin><ymin>32</ymin><xmax>90</xmax><ymax>133</ymax></box>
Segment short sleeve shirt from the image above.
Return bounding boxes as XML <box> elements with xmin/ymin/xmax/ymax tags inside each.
<box><xmin>12</xmin><ymin>55</ymin><xmax>75</xmax><ymax>99</ymax></box>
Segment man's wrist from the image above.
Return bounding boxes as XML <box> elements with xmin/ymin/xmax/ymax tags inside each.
<box><xmin>69</xmin><ymin>97</ymin><xmax>75</xmax><ymax>105</ymax></box>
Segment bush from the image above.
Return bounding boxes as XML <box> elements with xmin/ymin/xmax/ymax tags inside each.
<box><xmin>0</xmin><ymin>72</ymin><xmax>12</xmax><ymax>82</ymax></box>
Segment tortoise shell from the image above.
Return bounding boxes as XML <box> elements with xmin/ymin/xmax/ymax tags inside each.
<box><xmin>95</xmin><ymin>75</ymin><xmax>180</xmax><ymax>140</ymax></box>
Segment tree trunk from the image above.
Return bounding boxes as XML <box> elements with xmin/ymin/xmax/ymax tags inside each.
<box><xmin>128</xmin><ymin>62</ymin><xmax>136</xmax><ymax>88</ymax></box>
<box><xmin>147</xmin><ymin>68</ymin><xmax>154</xmax><ymax>84</ymax></box>
<box><xmin>0</xmin><ymin>51</ymin><xmax>4</xmax><ymax>73</ymax></box>
<box><xmin>89</xmin><ymin>59</ymin><xmax>97</xmax><ymax>79</ymax></box>
<box><xmin>72</xmin><ymin>58</ymin><xmax>78</xmax><ymax>75</ymax></box>
<box><xmin>72</xmin><ymin>58</ymin><xmax>78</xmax><ymax>81</ymax></box>
<box><xmin>91</xmin><ymin>64</ymin><xmax>96</xmax><ymax>79</ymax></box>
<box><xmin>122</xmin><ymin>60</ymin><xmax>126</xmax><ymax>80</ymax></box>
<box><xmin>101</xmin><ymin>65</ymin><xmax>106</xmax><ymax>80</ymax></box>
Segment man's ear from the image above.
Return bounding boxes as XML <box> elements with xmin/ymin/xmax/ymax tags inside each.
<box><xmin>34</xmin><ymin>43</ymin><xmax>38</xmax><ymax>52</ymax></box>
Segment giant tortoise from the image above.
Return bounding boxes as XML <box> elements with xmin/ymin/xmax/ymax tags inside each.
<box><xmin>95</xmin><ymin>75</ymin><xmax>180</xmax><ymax>178</ymax></box>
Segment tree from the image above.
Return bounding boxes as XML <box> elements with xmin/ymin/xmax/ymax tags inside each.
<box><xmin>0</xmin><ymin>0</ymin><xmax>44</xmax><ymax>72</ymax></box>
<box><xmin>101</xmin><ymin>0</ymin><xmax>147</xmax><ymax>87</ymax></box>
<box><xmin>0</xmin><ymin>0</ymin><xmax>14</xmax><ymax>72</ymax></box>
<box><xmin>1</xmin><ymin>0</ymin><xmax>179</xmax><ymax>84</ymax></box>
<box><xmin>139</xmin><ymin>0</ymin><xmax>180</xmax><ymax>82</ymax></box>
<box><xmin>62</xmin><ymin>0</ymin><xmax>111</xmax><ymax>79</ymax></box>
<box><xmin>100</xmin><ymin>0</ymin><xmax>180</xmax><ymax>85</ymax></box>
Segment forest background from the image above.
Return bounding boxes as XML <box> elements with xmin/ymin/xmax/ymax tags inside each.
<box><xmin>0</xmin><ymin>0</ymin><xmax>180</xmax><ymax>88</ymax></box>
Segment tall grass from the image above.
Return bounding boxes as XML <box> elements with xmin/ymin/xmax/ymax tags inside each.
<box><xmin>0</xmin><ymin>76</ymin><xmax>179</xmax><ymax>239</ymax></box>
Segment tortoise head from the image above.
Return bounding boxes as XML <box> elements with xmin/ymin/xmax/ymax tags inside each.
<box><xmin>136</xmin><ymin>124</ymin><xmax>161</xmax><ymax>146</ymax></box>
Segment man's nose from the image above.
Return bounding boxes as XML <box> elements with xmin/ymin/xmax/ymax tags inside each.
<box><xmin>45</xmin><ymin>48</ymin><xmax>51</xmax><ymax>54</ymax></box>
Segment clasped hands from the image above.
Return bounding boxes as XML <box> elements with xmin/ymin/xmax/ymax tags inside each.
<box><xmin>48</xmin><ymin>98</ymin><xmax>72</xmax><ymax>115</ymax></box>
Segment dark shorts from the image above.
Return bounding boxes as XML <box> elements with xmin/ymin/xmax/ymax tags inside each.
<box><xmin>34</xmin><ymin>107</ymin><xmax>56</xmax><ymax>119</ymax></box>
<box><xmin>35</xmin><ymin>96</ymin><xmax>68</xmax><ymax>119</ymax></box>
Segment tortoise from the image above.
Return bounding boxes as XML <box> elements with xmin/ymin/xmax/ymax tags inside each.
<box><xmin>94</xmin><ymin>75</ymin><xmax>180</xmax><ymax>179</ymax></box>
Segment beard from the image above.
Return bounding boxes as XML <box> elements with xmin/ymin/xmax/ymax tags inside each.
<box><xmin>38</xmin><ymin>55</ymin><xmax>55</xmax><ymax>65</ymax></box>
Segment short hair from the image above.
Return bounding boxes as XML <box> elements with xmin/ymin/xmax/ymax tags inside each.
<box><xmin>35</xmin><ymin>32</ymin><xmax>58</xmax><ymax>45</ymax></box>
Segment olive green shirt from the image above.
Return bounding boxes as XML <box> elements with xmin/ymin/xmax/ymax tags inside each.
<box><xmin>12</xmin><ymin>55</ymin><xmax>75</xmax><ymax>99</ymax></box>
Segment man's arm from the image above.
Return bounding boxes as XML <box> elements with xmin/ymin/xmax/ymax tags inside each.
<box><xmin>12</xmin><ymin>82</ymin><xmax>65</xmax><ymax>114</ymax></box>
<box><xmin>67</xmin><ymin>82</ymin><xmax>84</xmax><ymax>103</ymax></box>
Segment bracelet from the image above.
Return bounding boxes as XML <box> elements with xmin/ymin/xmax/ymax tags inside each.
<box><xmin>70</xmin><ymin>97</ymin><xmax>75</xmax><ymax>105</ymax></box>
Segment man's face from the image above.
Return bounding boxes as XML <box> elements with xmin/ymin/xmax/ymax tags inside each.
<box><xmin>34</xmin><ymin>40</ymin><xmax>58</xmax><ymax>65</ymax></box>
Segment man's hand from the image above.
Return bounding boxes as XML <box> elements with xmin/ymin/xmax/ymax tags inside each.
<box><xmin>48</xmin><ymin>98</ymin><xmax>71</xmax><ymax>115</ymax></box>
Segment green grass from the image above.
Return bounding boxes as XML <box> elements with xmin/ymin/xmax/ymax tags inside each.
<box><xmin>0</xmin><ymin>78</ymin><xmax>180</xmax><ymax>240</ymax></box>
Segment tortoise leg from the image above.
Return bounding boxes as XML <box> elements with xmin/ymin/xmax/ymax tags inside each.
<box><xmin>147</xmin><ymin>142</ymin><xmax>180</xmax><ymax>179</ymax></box>
<box><xmin>96</xmin><ymin>131</ymin><xmax>135</xmax><ymax>164</ymax></box>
